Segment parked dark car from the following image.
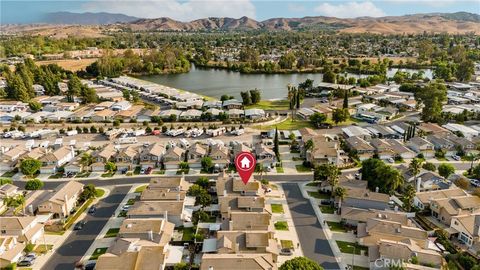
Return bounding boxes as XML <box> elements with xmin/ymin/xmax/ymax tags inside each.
<box><xmin>280</xmin><ymin>248</ymin><xmax>293</xmax><ymax>256</ymax></box>
<box><xmin>74</xmin><ymin>221</ymin><xmax>86</xmax><ymax>230</ymax></box>
<box><xmin>17</xmin><ymin>257</ymin><xmax>35</xmax><ymax>266</ymax></box>
<box><xmin>145</xmin><ymin>167</ymin><xmax>153</xmax><ymax>175</ymax></box>
<box><xmin>88</xmin><ymin>205</ymin><xmax>96</xmax><ymax>214</ymax></box>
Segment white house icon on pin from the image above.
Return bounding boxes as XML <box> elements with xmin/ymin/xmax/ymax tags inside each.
<box><xmin>241</xmin><ymin>156</ymin><xmax>251</xmax><ymax>169</ymax></box>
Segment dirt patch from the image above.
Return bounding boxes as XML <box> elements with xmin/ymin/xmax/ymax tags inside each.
<box><xmin>36</xmin><ymin>58</ymin><xmax>97</xmax><ymax>72</ymax></box>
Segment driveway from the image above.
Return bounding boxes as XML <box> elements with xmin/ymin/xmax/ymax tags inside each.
<box><xmin>282</xmin><ymin>183</ymin><xmax>341</xmax><ymax>270</ymax></box>
<box><xmin>42</xmin><ymin>185</ymin><xmax>131</xmax><ymax>270</ymax></box>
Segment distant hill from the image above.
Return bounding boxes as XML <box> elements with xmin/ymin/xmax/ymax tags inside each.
<box><xmin>123</xmin><ymin>12</ymin><xmax>480</xmax><ymax>34</ymax></box>
<box><xmin>43</xmin><ymin>12</ymin><xmax>139</xmax><ymax>25</ymax></box>
<box><xmin>6</xmin><ymin>12</ymin><xmax>480</xmax><ymax>36</ymax></box>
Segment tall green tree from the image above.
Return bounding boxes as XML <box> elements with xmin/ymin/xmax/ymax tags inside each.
<box><xmin>240</xmin><ymin>91</ymin><xmax>251</xmax><ymax>105</ymax></box>
<box><xmin>20</xmin><ymin>158</ymin><xmax>41</xmax><ymax>178</ymax></box>
<box><xmin>343</xmin><ymin>90</ymin><xmax>349</xmax><ymax>109</ymax></box>
<box><xmin>280</xmin><ymin>256</ymin><xmax>323</xmax><ymax>270</ymax></box>
<box><xmin>415</xmin><ymin>82</ymin><xmax>447</xmax><ymax>123</ymax></box>
<box><xmin>438</xmin><ymin>163</ymin><xmax>455</xmax><ymax>178</ymax></box>
<box><xmin>332</xmin><ymin>108</ymin><xmax>349</xmax><ymax>125</ymax></box>
<box><xmin>67</xmin><ymin>74</ymin><xmax>83</xmax><ymax>102</ymax></box>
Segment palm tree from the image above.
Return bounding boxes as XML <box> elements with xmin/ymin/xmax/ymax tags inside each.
<box><xmin>304</xmin><ymin>139</ymin><xmax>314</xmax><ymax>158</ymax></box>
<box><xmin>468</xmin><ymin>153</ymin><xmax>480</xmax><ymax>172</ymax></box>
<box><xmin>402</xmin><ymin>184</ymin><xmax>416</xmax><ymax>212</ymax></box>
<box><xmin>409</xmin><ymin>158</ymin><xmax>423</xmax><ymax>191</ymax></box>
<box><xmin>80</xmin><ymin>153</ymin><xmax>94</xmax><ymax>172</ymax></box>
<box><xmin>257</xmin><ymin>163</ymin><xmax>268</xmax><ymax>182</ymax></box>
<box><xmin>327</xmin><ymin>164</ymin><xmax>340</xmax><ymax>191</ymax></box>
<box><xmin>333</xmin><ymin>186</ymin><xmax>347</xmax><ymax>211</ymax></box>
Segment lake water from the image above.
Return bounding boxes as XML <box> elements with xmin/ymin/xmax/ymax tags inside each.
<box><xmin>139</xmin><ymin>65</ymin><xmax>432</xmax><ymax>100</ymax></box>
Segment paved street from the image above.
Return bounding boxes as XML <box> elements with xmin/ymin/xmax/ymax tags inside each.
<box><xmin>282</xmin><ymin>183</ymin><xmax>341</xmax><ymax>270</ymax></box>
<box><xmin>42</xmin><ymin>185</ymin><xmax>131</xmax><ymax>270</ymax></box>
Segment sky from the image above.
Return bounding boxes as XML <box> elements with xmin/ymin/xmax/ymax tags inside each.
<box><xmin>1</xmin><ymin>0</ymin><xmax>479</xmax><ymax>24</ymax></box>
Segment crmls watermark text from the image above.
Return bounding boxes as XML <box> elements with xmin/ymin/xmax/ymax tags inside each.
<box><xmin>374</xmin><ymin>258</ymin><xmax>406</xmax><ymax>268</ymax></box>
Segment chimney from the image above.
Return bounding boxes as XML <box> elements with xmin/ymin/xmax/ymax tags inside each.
<box><xmin>70</xmin><ymin>146</ymin><xmax>75</xmax><ymax>157</ymax></box>
<box><xmin>416</xmin><ymin>177</ymin><xmax>422</xmax><ymax>192</ymax></box>
<box><xmin>147</xmin><ymin>230</ymin><xmax>153</xmax><ymax>241</ymax></box>
<box><xmin>473</xmin><ymin>215</ymin><xmax>480</xmax><ymax>237</ymax></box>
<box><xmin>164</xmin><ymin>210</ymin><xmax>168</xmax><ymax>221</ymax></box>
<box><xmin>229</xmin><ymin>220</ymin><xmax>233</xmax><ymax>230</ymax></box>
<box><xmin>394</xmin><ymin>205</ymin><xmax>399</xmax><ymax>212</ymax></box>
<box><xmin>28</xmin><ymin>205</ymin><xmax>34</xmax><ymax>215</ymax></box>
<box><xmin>223</xmin><ymin>190</ymin><xmax>227</xmax><ymax>197</ymax></box>
<box><xmin>375</xmin><ymin>187</ymin><xmax>379</xmax><ymax>193</ymax></box>
<box><xmin>176</xmin><ymin>194</ymin><xmax>180</xmax><ymax>201</ymax></box>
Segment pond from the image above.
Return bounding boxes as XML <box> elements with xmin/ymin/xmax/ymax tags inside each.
<box><xmin>138</xmin><ymin>65</ymin><xmax>432</xmax><ymax>100</ymax></box>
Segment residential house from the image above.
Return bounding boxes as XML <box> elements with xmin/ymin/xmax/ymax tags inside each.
<box><xmin>244</xmin><ymin>109</ymin><xmax>266</xmax><ymax>120</ymax></box>
<box><xmin>340</xmin><ymin>207</ymin><xmax>409</xmax><ymax>227</ymax></box>
<box><xmin>216</xmin><ymin>172</ymin><xmax>264</xmax><ymax>198</ymax></box>
<box><xmin>222</xmin><ymin>99</ymin><xmax>243</xmax><ymax>110</ymax></box>
<box><xmin>0</xmin><ymin>237</ymin><xmax>25</xmax><ymax>268</ymax></box>
<box><xmin>139</xmin><ymin>143</ymin><xmax>164</xmax><ymax>168</ymax></box>
<box><xmin>148</xmin><ymin>177</ymin><xmax>189</xmax><ymax>191</ymax></box>
<box><xmin>187</xmin><ymin>143</ymin><xmax>207</xmax><ymax>168</ymax></box>
<box><xmin>91</xmin><ymin>144</ymin><xmax>117</xmax><ymax>172</ymax></box>
<box><xmin>111</xmin><ymin>101</ymin><xmax>132</xmax><ymax>111</ymax></box>
<box><xmin>413</xmin><ymin>188</ymin><xmax>467</xmax><ymax>210</ymax></box>
<box><xmin>407</xmin><ymin>137</ymin><xmax>435</xmax><ymax>158</ymax></box>
<box><xmin>254</xmin><ymin>143</ymin><xmax>275</xmax><ymax>167</ymax></box>
<box><xmin>114</xmin><ymin>146</ymin><xmax>139</xmax><ymax>171</ymax></box>
<box><xmin>345</xmin><ymin>136</ymin><xmax>375</xmax><ymax>161</ymax></box>
<box><xmin>426</xmin><ymin>135</ymin><xmax>457</xmax><ymax>157</ymax></box>
<box><xmin>200</xmin><ymin>253</ymin><xmax>277</xmax><ymax>270</ymax></box>
<box><xmin>342</xmin><ymin>187</ymin><xmax>390</xmax><ymax>210</ymax></box>
<box><xmin>0</xmin><ymin>217</ymin><xmax>44</xmax><ymax>244</ymax></box>
<box><xmin>450</xmin><ymin>214</ymin><xmax>480</xmax><ymax>251</ymax></box>
<box><xmin>209</xmin><ymin>145</ymin><xmax>230</xmax><ymax>169</ymax></box>
<box><xmin>374</xmin><ymin>239</ymin><xmax>444</xmax><ymax>268</ymax></box>
<box><xmin>306</xmin><ymin>135</ymin><xmax>344</xmax><ymax>166</ymax></box>
<box><xmin>127</xmin><ymin>201</ymin><xmax>188</xmax><ymax>226</ymax></box>
<box><xmin>430</xmin><ymin>195</ymin><xmax>480</xmax><ymax>226</ymax></box>
<box><xmin>37</xmin><ymin>181</ymin><xmax>84</xmax><ymax>218</ymax></box>
<box><xmin>137</xmin><ymin>108</ymin><xmax>161</xmax><ymax>123</ymax></box>
<box><xmin>162</xmin><ymin>146</ymin><xmax>185</xmax><ymax>169</ymax></box>
<box><xmin>91</xmin><ymin>109</ymin><xmax>117</xmax><ymax>122</ymax></box>
<box><xmin>39</xmin><ymin>146</ymin><xmax>75</xmax><ymax>174</ymax></box>
<box><xmin>226</xmin><ymin>109</ymin><xmax>245</xmax><ymax>119</ymax></box>
<box><xmin>179</xmin><ymin>109</ymin><xmax>202</xmax><ymax>120</ymax></box>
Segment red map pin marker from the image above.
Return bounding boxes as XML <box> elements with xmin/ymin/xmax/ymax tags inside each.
<box><xmin>235</xmin><ymin>152</ymin><xmax>256</xmax><ymax>185</ymax></box>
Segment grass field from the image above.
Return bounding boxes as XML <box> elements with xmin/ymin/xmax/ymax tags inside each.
<box><xmin>89</xmin><ymin>247</ymin><xmax>108</xmax><ymax>260</ymax></box>
<box><xmin>95</xmin><ymin>188</ymin><xmax>105</xmax><ymax>198</ymax></box>
<box><xmin>320</xmin><ymin>205</ymin><xmax>335</xmax><ymax>214</ymax></box>
<box><xmin>253</xmin><ymin>118</ymin><xmax>313</xmax><ymax>131</ymax></box>
<box><xmin>274</xmin><ymin>221</ymin><xmax>289</xmax><ymax>231</ymax></box>
<box><xmin>245</xmin><ymin>100</ymin><xmax>290</xmax><ymax>110</ymax></box>
<box><xmin>276</xmin><ymin>166</ymin><xmax>284</xmax><ymax>173</ymax></box>
<box><xmin>134</xmin><ymin>185</ymin><xmax>148</xmax><ymax>193</ymax></box>
<box><xmin>181</xmin><ymin>227</ymin><xmax>195</xmax><ymax>241</ymax></box>
<box><xmin>295</xmin><ymin>164</ymin><xmax>313</xmax><ymax>172</ymax></box>
<box><xmin>327</xmin><ymin>221</ymin><xmax>347</xmax><ymax>232</ymax></box>
<box><xmin>307</xmin><ymin>191</ymin><xmax>330</xmax><ymax>200</ymax></box>
<box><xmin>281</xmin><ymin>240</ymin><xmax>294</xmax><ymax>249</ymax></box>
<box><xmin>336</xmin><ymin>241</ymin><xmax>368</xmax><ymax>255</ymax></box>
<box><xmin>271</xmin><ymin>204</ymin><xmax>284</xmax><ymax>214</ymax></box>
<box><xmin>104</xmin><ymin>228</ymin><xmax>120</xmax><ymax>238</ymax></box>
<box><xmin>36</xmin><ymin>58</ymin><xmax>97</xmax><ymax>72</ymax></box>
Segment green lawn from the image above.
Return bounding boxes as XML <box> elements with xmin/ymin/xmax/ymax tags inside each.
<box><xmin>295</xmin><ymin>164</ymin><xmax>312</xmax><ymax>172</ymax></box>
<box><xmin>34</xmin><ymin>244</ymin><xmax>53</xmax><ymax>255</ymax></box>
<box><xmin>154</xmin><ymin>170</ymin><xmax>165</xmax><ymax>175</ymax></box>
<box><xmin>104</xmin><ymin>228</ymin><xmax>120</xmax><ymax>238</ymax></box>
<box><xmin>95</xmin><ymin>188</ymin><xmax>105</xmax><ymax>198</ymax></box>
<box><xmin>117</xmin><ymin>210</ymin><xmax>127</xmax><ymax>218</ymax></box>
<box><xmin>75</xmin><ymin>171</ymin><xmax>91</xmax><ymax>178</ymax></box>
<box><xmin>306</xmin><ymin>182</ymin><xmax>318</xmax><ymax>187</ymax></box>
<box><xmin>89</xmin><ymin>247</ymin><xmax>108</xmax><ymax>260</ymax></box>
<box><xmin>320</xmin><ymin>205</ymin><xmax>335</xmax><ymax>214</ymax></box>
<box><xmin>253</xmin><ymin>118</ymin><xmax>313</xmax><ymax>131</ymax></box>
<box><xmin>245</xmin><ymin>99</ymin><xmax>290</xmax><ymax>110</ymax></box>
<box><xmin>327</xmin><ymin>221</ymin><xmax>347</xmax><ymax>232</ymax></box>
<box><xmin>274</xmin><ymin>221</ymin><xmax>289</xmax><ymax>231</ymax></box>
<box><xmin>281</xmin><ymin>240</ymin><xmax>294</xmax><ymax>249</ymax></box>
<box><xmin>307</xmin><ymin>191</ymin><xmax>330</xmax><ymax>200</ymax></box>
<box><xmin>176</xmin><ymin>169</ymin><xmax>190</xmax><ymax>175</ymax></box>
<box><xmin>271</xmin><ymin>204</ymin><xmax>284</xmax><ymax>214</ymax></box>
<box><xmin>126</xmin><ymin>198</ymin><xmax>136</xmax><ymax>205</ymax></box>
<box><xmin>276</xmin><ymin>166</ymin><xmax>284</xmax><ymax>173</ymax></box>
<box><xmin>1</xmin><ymin>170</ymin><xmax>17</xmax><ymax>177</ymax></box>
<box><xmin>336</xmin><ymin>241</ymin><xmax>368</xmax><ymax>255</ymax></box>
<box><xmin>134</xmin><ymin>185</ymin><xmax>148</xmax><ymax>193</ymax></box>
<box><xmin>64</xmin><ymin>199</ymin><xmax>93</xmax><ymax>230</ymax></box>
<box><xmin>182</xmin><ymin>227</ymin><xmax>195</xmax><ymax>241</ymax></box>
<box><xmin>325</xmin><ymin>116</ymin><xmax>362</xmax><ymax>126</ymax></box>
<box><xmin>48</xmin><ymin>173</ymin><xmax>63</xmax><ymax>179</ymax></box>
<box><xmin>101</xmin><ymin>171</ymin><xmax>115</xmax><ymax>177</ymax></box>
